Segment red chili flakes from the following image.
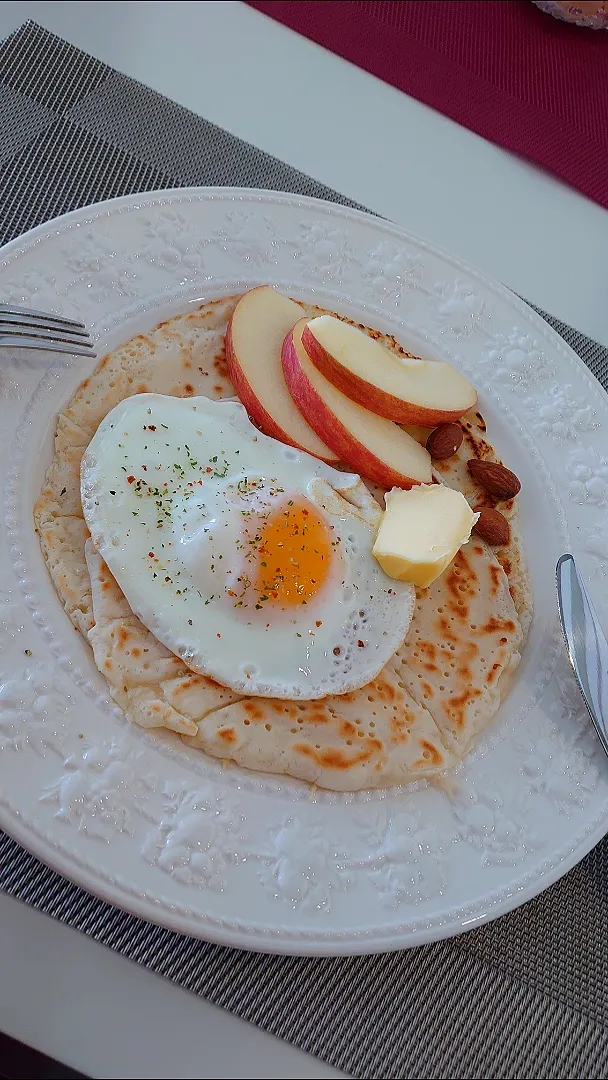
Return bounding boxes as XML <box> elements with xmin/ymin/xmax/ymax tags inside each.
<box><xmin>333</xmin><ymin>646</ymin><xmax>341</xmax><ymax>656</ymax></box>
<box><xmin>357</xmin><ymin>640</ymin><xmax>365</xmax><ymax>648</ymax></box>
<box><xmin>315</xmin><ymin>620</ymin><xmax>322</xmax><ymax>627</ymax></box>
<box><xmin>127</xmin><ymin>475</ymin><xmax>135</xmax><ymax>484</ymax></box>
<box><xmin>206</xmin><ymin>466</ymin><xmax>213</xmax><ymax>473</ymax></box>
<box><xmin>216</xmin><ymin>633</ymin><xmax>222</xmax><ymax>638</ymax></box>
<box><xmin>148</xmin><ymin>551</ymin><xmax>155</xmax><ymax>559</ymax></box>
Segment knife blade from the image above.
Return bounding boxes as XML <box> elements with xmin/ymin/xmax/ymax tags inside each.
<box><xmin>557</xmin><ymin>553</ymin><xmax>608</xmax><ymax>759</ymax></box>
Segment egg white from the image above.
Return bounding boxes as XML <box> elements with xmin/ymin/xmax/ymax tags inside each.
<box><xmin>81</xmin><ymin>394</ymin><xmax>415</xmax><ymax>698</ymax></box>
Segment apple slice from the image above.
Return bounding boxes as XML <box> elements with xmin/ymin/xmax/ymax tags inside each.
<box><xmin>282</xmin><ymin>319</ymin><xmax>432</xmax><ymax>489</ymax></box>
<box><xmin>225</xmin><ymin>286</ymin><xmax>338</xmax><ymax>463</ymax></box>
<box><xmin>301</xmin><ymin>315</ymin><xmax>477</xmax><ymax>425</ymax></box>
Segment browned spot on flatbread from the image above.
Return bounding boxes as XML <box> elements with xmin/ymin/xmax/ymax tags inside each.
<box><xmin>104</xmin><ymin>659</ymin><xmax>112</xmax><ymax>671</ymax></box>
<box><xmin>183</xmin><ymin>360</ymin><xmax>192</xmax><ymax>369</ymax></box>
<box><xmin>307</xmin><ymin>710</ymin><xmax>330</xmax><ymax>726</ymax></box>
<box><xmin>453</xmin><ymin>640</ymin><xmax>478</xmax><ymax>683</ymax></box>
<box><xmin>183</xmin><ymin>383</ymin><xmax>195</xmax><ymax>396</ymax></box>
<box><xmin>444</xmin><ymin>555</ymin><xmax>481</xmax><ymax>623</ymax></box>
<box><xmin>390</xmin><ymin>717</ymin><xmax>410</xmax><ymax>744</ymax></box>
<box><xmin>340</xmin><ymin>719</ymin><xmax>357</xmax><ymax>738</ymax></box>
<box><xmin>131</xmin><ymin>647</ymin><xmax>141</xmax><ymax>658</ymax></box>
<box><xmin>213</xmin><ymin>349</ymin><xmax>229</xmax><ymax>380</ymax></box>
<box><xmin>463</xmin><ymin>428</ymin><xmax>492</xmax><ymax>460</ymax></box>
<box><xmin>486</xmin><ymin>663</ymin><xmax>502</xmax><ymax>685</ymax></box>
<box><xmin>483</xmin><ymin>615</ymin><xmax>516</xmax><ymax>635</ymax></box>
<box><xmin>375</xmin><ymin>674</ymin><xmax>397</xmax><ymax>702</ymax></box>
<box><xmin>171</xmin><ymin>673</ymin><xmax>214</xmax><ymax>697</ymax></box>
<box><xmin>338</xmin><ymin>691</ymin><xmax>356</xmax><ymax>705</ymax></box>
<box><xmin>446</xmin><ymin>687</ymin><xmax>483</xmax><ymax>730</ymax></box>
<box><xmin>498</xmin><ymin>554</ymin><xmax>512</xmax><ymax>577</ymax></box>
<box><xmin>419</xmin><ymin>642</ymin><xmax>437</xmax><ymax>662</ymax></box>
<box><xmin>438</xmin><ymin>616</ymin><xmax>458</xmax><ymax>644</ymax></box>
<box><xmin>489</xmin><ymin>564</ymin><xmax>502</xmax><ymax>597</ymax></box>
<box><xmin>213</xmin><ymin>385</ymin><xmax>223</xmax><ymax>394</ymax></box>
<box><xmin>294</xmin><ymin>740</ymin><xmax>383</xmax><ymax>771</ymax></box>
<box><xmin>243</xmin><ymin>701</ymin><xmax>264</xmax><ymax>722</ymax></box>
<box><xmin>419</xmin><ymin>739</ymin><xmax>443</xmax><ymax>766</ymax></box>
<box><xmin>116</xmin><ymin>626</ymin><xmax>130</xmax><ymax>649</ymax></box>
<box><xmin>218</xmin><ymin>727</ymin><xmax>237</xmax><ymax>745</ymax></box>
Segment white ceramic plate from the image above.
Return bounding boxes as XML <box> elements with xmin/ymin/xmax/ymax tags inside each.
<box><xmin>1</xmin><ymin>188</ymin><xmax>607</xmax><ymax>955</ymax></box>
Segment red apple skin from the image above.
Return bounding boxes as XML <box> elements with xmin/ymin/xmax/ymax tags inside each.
<box><xmin>225</xmin><ymin>318</ymin><xmax>338</xmax><ymax>464</ymax></box>
<box><xmin>300</xmin><ymin>323</ymin><xmax>476</xmax><ymax>425</ymax></box>
<box><xmin>282</xmin><ymin>329</ymin><xmax>426</xmax><ymax>490</ymax></box>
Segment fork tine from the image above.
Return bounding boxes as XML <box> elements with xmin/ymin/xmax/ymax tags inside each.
<box><xmin>0</xmin><ymin>303</ymin><xmax>86</xmax><ymax>331</ymax></box>
<box><xmin>0</xmin><ymin>325</ymin><xmax>94</xmax><ymax>349</ymax></box>
<box><xmin>0</xmin><ymin>312</ymin><xmax>91</xmax><ymax>339</ymax></box>
<box><xmin>0</xmin><ymin>335</ymin><xmax>96</xmax><ymax>359</ymax></box>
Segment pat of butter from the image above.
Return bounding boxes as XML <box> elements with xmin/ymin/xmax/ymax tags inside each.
<box><xmin>372</xmin><ymin>484</ymin><xmax>478</xmax><ymax>588</ymax></box>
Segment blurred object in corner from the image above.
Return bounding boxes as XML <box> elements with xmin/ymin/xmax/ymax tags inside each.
<box><xmin>533</xmin><ymin>1</ymin><xmax>608</xmax><ymax>27</ymax></box>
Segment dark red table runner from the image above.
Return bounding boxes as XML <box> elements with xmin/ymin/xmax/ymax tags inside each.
<box><xmin>247</xmin><ymin>0</ymin><xmax>608</xmax><ymax>209</ymax></box>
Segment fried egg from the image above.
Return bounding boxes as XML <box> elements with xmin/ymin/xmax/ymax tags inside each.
<box><xmin>81</xmin><ymin>394</ymin><xmax>415</xmax><ymax>698</ymax></box>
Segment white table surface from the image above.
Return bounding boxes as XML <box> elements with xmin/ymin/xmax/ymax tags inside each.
<box><xmin>0</xmin><ymin>2</ymin><xmax>607</xmax><ymax>1077</ymax></box>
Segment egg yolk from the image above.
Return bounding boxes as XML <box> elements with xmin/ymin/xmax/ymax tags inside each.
<box><xmin>254</xmin><ymin>499</ymin><xmax>333</xmax><ymax>607</ymax></box>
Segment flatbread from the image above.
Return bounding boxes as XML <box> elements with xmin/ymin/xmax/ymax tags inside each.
<box><xmin>35</xmin><ymin>292</ymin><xmax>531</xmax><ymax>789</ymax></box>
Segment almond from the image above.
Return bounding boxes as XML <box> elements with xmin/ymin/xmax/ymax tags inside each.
<box><xmin>473</xmin><ymin>507</ymin><xmax>511</xmax><ymax>546</ymax></box>
<box><xmin>467</xmin><ymin>459</ymin><xmax>521</xmax><ymax>500</ymax></box>
<box><xmin>425</xmin><ymin>423</ymin><xmax>463</xmax><ymax>459</ymax></box>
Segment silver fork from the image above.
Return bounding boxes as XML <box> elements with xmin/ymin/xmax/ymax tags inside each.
<box><xmin>0</xmin><ymin>303</ymin><xmax>95</xmax><ymax>358</ymax></box>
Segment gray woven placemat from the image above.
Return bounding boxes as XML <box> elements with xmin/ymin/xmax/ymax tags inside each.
<box><xmin>2</xmin><ymin>20</ymin><xmax>608</xmax><ymax>1080</ymax></box>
